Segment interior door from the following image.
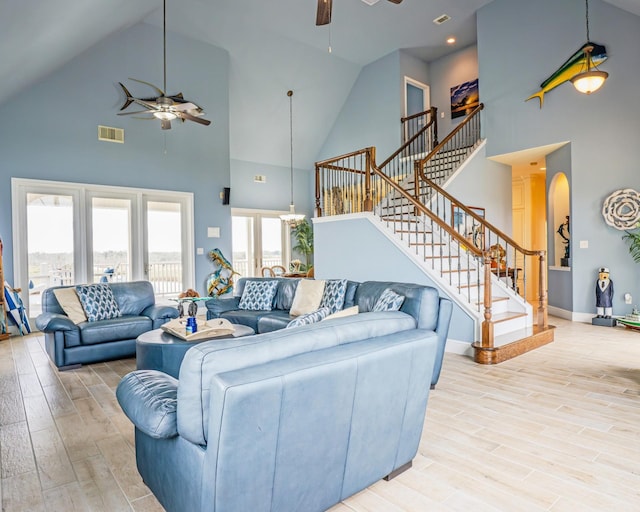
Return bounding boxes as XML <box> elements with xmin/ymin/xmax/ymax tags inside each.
<box><xmin>404</xmin><ymin>78</ymin><xmax>431</xmax><ymax>153</ymax></box>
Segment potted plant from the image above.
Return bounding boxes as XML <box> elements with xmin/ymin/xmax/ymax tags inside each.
<box><xmin>623</xmin><ymin>226</ymin><xmax>640</xmax><ymax>263</ymax></box>
<box><xmin>291</xmin><ymin>219</ymin><xmax>313</xmax><ymax>272</ymax></box>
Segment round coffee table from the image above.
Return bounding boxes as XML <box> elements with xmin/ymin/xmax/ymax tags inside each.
<box><xmin>136</xmin><ymin>324</ymin><xmax>255</xmax><ymax>378</ymax></box>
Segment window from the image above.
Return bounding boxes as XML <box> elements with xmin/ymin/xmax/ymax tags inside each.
<box><xmin>12</xmin><ymin>178</ymin><xmax>194</xmax><ymax>317</ymax></box>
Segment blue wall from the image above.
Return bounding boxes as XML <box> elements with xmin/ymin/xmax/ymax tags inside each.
<box><xmin>314</xmin><ymin>215</ymin><xmax>475</xmax><ymax>342</ymax></box>
<box><xmin>0</xmin><ymin>23</ymin><xmax>230</xmax><ymax>295</ymax></box>
<box><xmin>478</xmin><ymin>0</ymin><xmax>640</xmax><ymax>316</ymax></box>
<box><xmin>318</xmin><ymin>50</ymin><xmax>403</xmax><ymax>164</ymax></box>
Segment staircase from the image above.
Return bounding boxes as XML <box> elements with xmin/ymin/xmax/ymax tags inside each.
<box><xmin>315</xmin><ymin>104</ymin><xmax>554</xmax><ymax>363</ymax></box>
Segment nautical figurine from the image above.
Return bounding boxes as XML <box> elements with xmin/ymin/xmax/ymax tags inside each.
<box><xmin>595</xmin><ymin>267</ymin><xmax>614</xmax><ymax>318</ymax></box>
<box><xmin>207</xmin><ymin>248</ymin><xmax>240</xmax><ymax>297</ymax></box>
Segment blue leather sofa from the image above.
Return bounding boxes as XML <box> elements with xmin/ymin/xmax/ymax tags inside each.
<box><xmin>35</xmin><ymin>281</ymin><xmax>178</xmax><ymax>370</ymax></box>
<box><xmin>207</xmin><ymin>278</ymin><xmax>452</xmax><ymax>388</ymax></box>
<box><xmin>117</xmin><ymin>296</ymin><xmax>451</xmax><ymax>512</ymax></box>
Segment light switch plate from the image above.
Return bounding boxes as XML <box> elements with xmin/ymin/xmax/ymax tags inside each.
<box><xmin>579</xmin><ymin>240</ymin><xmax>588</xmax><ymax>249</ymax></box>
<box><xmin>196</xmin><ymin>248</ymin><xmax>204</xmax><ymax>255</ymax></box>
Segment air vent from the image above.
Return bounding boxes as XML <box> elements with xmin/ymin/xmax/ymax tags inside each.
<box><xmin>98</xmin><ymin>125</ymin><xmax>124</xmax><ymax>143</ymax></box>
<box><xmin>433</xmin><ymin>13</ymin><xmax>451</xmax><ymax>25</ymax></box>
<box><xmin>254</xmin><ymin>175</ymin><xmax>267</xmax><ymax>183</ymax></box>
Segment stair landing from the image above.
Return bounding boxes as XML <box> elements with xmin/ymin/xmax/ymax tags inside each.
<box><xmin>471</xmin><ymin>324</ymin><xmax>555</xmax><ymax>364</ymax></box>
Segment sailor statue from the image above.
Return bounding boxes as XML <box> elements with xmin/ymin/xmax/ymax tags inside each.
<box><xmin>595</xmin><ymin>267</ymin><xmax>614</xmax><ymax>319</ymax></box>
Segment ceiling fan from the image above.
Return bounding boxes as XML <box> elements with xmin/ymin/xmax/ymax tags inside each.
<box><xmin>316</xmin><ymin>0</ymin><xmax>403</xmax><ymax>26</ymax></box>
<box><xmin>117</xmin><ymin>0</ymin><xmax>211</xmax><ymax>130</ymax></box>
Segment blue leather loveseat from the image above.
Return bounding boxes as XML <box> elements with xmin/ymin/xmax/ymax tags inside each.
<box><xmin>116</xmin><ymin>282</ymin><xmax>452</xmax><ymax>512</ymax></box>
<box><xmin>35</xmin><ymin>281</ymin><xmax>178</xmax><ymax>370</ymax></box>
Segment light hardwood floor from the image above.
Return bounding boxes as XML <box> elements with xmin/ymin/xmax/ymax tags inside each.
<box><xmin>1</xmin><ymin>316</ymin><xmax>639</xmax><ymax>511</ymax></box>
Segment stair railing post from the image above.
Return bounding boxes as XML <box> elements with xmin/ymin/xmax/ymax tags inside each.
<box><xmin>315</xmin><ymin>165</ymin><xmax>322</xmax><ymax>217</ymax></box>
<box><xmin>431</xmin><ymin>106</ymin><xmax>439</xmax><ymax>149</ymax></box>
<box><xmin>364</xmin><ymin>148</ymin><xmax>374</xmax><ymax>211</ymax></box>
<box><xmin>481</xmin><ymin>251</ymin><xmax>494</xmax><ymax>348</ymax></box>
<box><xmin>537</xmin><ymin>251</ymin><xmax>548</xmax><ymax>328</ymax></box>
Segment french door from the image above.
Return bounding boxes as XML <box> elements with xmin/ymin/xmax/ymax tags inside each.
<box><xmin>12</xmin><ymin>179</ymin><xmax>194</xmax><ymax>317</ymax></box>
<box><xmin>231</xmin><ymin>209</ymin><xmax>289</xmax><ymax>277</ymax></box>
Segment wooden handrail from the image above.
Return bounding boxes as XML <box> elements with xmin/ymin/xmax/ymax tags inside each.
<box><xmin>380</xmin><ymin>114</ymin><xmax>437</xmax><ymax>169</ymax></box>
<box><xmin>400</xmin><ymin>107</ymin><xmax>434</xmax><ymax>123</ymax></box>
<box><xmin>315</xmin><ymin>147</ymin><xmax>373</xmax><ymax>167</ymax></box>
<box><xmin>416</xmin><ymin>103</ymin><xmax>484</xmax><ymax>169</ymax></box>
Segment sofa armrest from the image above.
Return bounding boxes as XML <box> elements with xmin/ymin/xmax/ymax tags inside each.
<box><xmin>35</xmin><ymin>312</ymin><xmax>78</xmax><ymax>332</ymax></box>
<box><xmin>116</xmin><ymin>370</ymin><xmax>178</xmax><ymax>439</ymax></box>
<box><xmin>205</xmin><ymin>297</ymin><xmax>241</xmax><ymax>319</ymax></box>
<box><xmin>431</xmin><ymin>297</ymin><xmax>453</xmax><ymax>388</ymax></box>
<box><xmin>142</xmin><ymin>304</ymin><xmax>179</xmax><ymax>323</ymax></box>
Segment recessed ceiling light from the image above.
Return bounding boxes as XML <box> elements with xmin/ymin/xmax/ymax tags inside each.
<box><xmin>540</xmin><ymin>167</ymin><xmax>547</xmax><ymax>171</ymax></box>
<box><xmin>446</xmin><ymin>37</ymin><xmax>456</xmax><ymax>44</ymax></box>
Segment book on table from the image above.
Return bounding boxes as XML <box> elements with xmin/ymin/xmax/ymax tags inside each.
<box><xmin>161</xmin><ymin>317</ymin><xmax>236</xmax><ymax>341</ymax></box>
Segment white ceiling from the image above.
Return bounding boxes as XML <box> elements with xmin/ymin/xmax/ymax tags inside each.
<box><xmin>1</xmin><ymin>0</ymin><xmax>638</xmax><ymax>167</ymax></box>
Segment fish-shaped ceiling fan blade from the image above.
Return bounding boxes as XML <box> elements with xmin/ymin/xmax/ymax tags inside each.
<box><xmin>316</xmin><ymin>0</ymin><xmax>332</xmax><ymax>25</ymax></box>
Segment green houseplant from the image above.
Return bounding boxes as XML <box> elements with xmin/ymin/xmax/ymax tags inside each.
<box><xmin>623</xmin><ymin>227</ymin><xmax>640</xmax><ymax>263</ymax></box>
<box><xmin>291</xmin><ymin>219</ymin><xmax>313</xmax><ymax>272</ymax></box>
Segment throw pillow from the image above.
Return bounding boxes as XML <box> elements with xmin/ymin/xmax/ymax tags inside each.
<box><xmin>75</xmin><ymin>284</ymin><xmax>122</xmax><ymax>322</ymax></box>
<box><xmin>323</xmin><ymin>305</ymin><xmax>359</xmax><ymax>321</ymax></box>
<box><xmin>320</xmin><ymin>279</ymin><xmax>348</xmax><ymax>314</ymax></box>
<box><xmin>289</xmin><ymin>279</ymin><xmax>326</xmax><ymax>316</ymax></box>
<box><xmin>286</xmin><ymin>307</ymin><xmax>331</xmax><ymax>328</ymax></box>
<box><xmin>238</xmin><ymin>280</ymin><xmax>278</xmax><ymax>311</ymax></box>
<box><xmin>373</xmin><ymin>288</ymin><xmax>405</xmax><ymax>312</ymax></box>
<box><xmin>53</xmin><ymin>287</ymin><xmax>88</xmax><ymax>324</ymax></box>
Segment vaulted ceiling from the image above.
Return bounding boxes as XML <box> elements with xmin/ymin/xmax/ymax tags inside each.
<box><xmin>1</xmin><ymin>0</ymin><xmax>636</xmax><ymax>168</ymax></box>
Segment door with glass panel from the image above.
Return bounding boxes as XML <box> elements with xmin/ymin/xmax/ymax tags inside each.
<box><xmin>231</xmin><ymin>211</ymin><xmax>287</xmax><ymax>278</ymax></box>
<box><xmin>144</xmin><ymin>199</ymin><xmax>185</xmax><ymax>297</ymax></box>
<box><xmin>13</xmin><ymin>179</ymin><xmax>194</xmax><ymax>319</ymax></box>
<box><xmin>25</xmin><ymin>192</ymin><xmax>76</xmax><ymax>316</ymax></box>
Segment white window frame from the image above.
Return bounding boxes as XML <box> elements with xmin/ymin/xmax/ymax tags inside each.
<box><xmin>11</xmin><ymin>178</ymin><xmax>194</xmax><ymax>310</ymax></box>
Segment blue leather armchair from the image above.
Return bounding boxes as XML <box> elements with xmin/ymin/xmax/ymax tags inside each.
<box><xmin>35</xmin><ymin>281</ymin><xmax>178</xmax><ymax>370</ymax></box>
<box><xmin>117</xmin><ymin>310</ymin><xmax>446</xmax><ymax>512</ymax></box>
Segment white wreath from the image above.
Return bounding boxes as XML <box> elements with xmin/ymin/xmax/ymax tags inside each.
<box><xmin>602</xmin><ymin>189</ymin><xmax>640</xmax><ymax>230</ymax></box>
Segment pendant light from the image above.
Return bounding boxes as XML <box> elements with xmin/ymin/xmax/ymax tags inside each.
<box><xmin>571</xmin><ymin>0</ymin><xmax>608</xmax><ymax>94</ymax></box>
<box><xmin>280</xmin><ymin>90</ymin><xmax>305</xmax><ymax>226</ymax></box>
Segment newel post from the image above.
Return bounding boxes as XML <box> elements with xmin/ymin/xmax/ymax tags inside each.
<box><xmin>315</xmin><ymin>165</ymin><xmax>322</xmax><ymax>218</ymax></box>
<box><xmin>431</xmin><ymin>106</ymin><xmax>439</xmax><ymax>148</ymax></box>
<box><xmin>537</xmin><ymin>252</ymin><xmax>548</xmax><ymax>328</ymax></box>
<box><xmin>481</xmin><ymin>251</ymin><xmax>494</xmax><ymax>348</ymax></box>
<box><xmin>364</xmin><ymin>148</ymin><xmax>374</xmax><ymax>211</ymax></box>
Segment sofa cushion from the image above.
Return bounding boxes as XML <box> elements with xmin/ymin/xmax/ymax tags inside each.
<box><xmin>75</xmin><ymin>284</ymin><xmax>121</xmax><ymax>322</ymax></box>
<box><xmin>116</xmin><ymin>370</ymin><xmax>178</xmax><ymax>439</ymax></box>
<box><xmin>286</xmin><ymin>307</ymin><xmax>331</xmax><ymax>328</ymax></box>
<box><xmin>256</xmin><ymin>311</ymin><xmax>294</xmax><ymax>334</ymax></box>
<box><xmin>323</xmin><ymin>305</ymin><xmax>359</xmax><ymax>321</ymax></box>
<box><xmin>290</xmin><ymin>279</ymin><xmax>326</xmax><ymax>316</ymax></box>
<box><xmin>221</xmin><ymin>310</ymin><xmax>276</xmax><ymax>332</ymax></box>
<box><xmin>320</xmin><ymin>279</ymin><xmax>348</xmax><ymax>314</ymax></box>
<box><xmin>177</xmin><ymin>311</ymin><xmax>417</xmax><ymax>446</ymax></box>
<box><xmin>53</xmin><ymin>287</ymin><xmax>87</xmax><ymax>324</ymax></box>
<box><xmin>238</xmin><ymin>280</ymin><xmax>279</xmax><ymax>311</ymax></box>
<box><xmin>373</xmin><ymin>289</ymin><xmax>405</xmax><ymax>312</ymax></box>
<box><xmin>79</xmin><ymin>315</ymin><xmax>152</xmax><ymax>345</ymax></box>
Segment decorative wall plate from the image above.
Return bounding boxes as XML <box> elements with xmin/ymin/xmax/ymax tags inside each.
<box><xmin>602</xmin><ymin>188</ymin><xmax>640</xmax><ymax>230</ymax></box>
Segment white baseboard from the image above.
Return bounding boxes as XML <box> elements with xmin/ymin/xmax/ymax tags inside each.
<box><xmin>548</xmin><ymin>306</ymin><xmax>595</xmax><ymax>323</ymax></box>
<box><xmin>445</xmin><ymin>338</ymin><xmax>473</xmax><ymax>357</ymax></box>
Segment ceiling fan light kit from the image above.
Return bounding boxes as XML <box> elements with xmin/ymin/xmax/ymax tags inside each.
<box><xmin>117</xmin><ymin>0</ymin><xmax>211</xmax><ymax>130</ymax></box>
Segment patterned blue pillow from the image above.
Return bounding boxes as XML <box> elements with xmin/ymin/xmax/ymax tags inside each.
<box><xmin>286</xmin><ymin>307</ymin><xmax>331</xmax><ymax>328</ymax></box>
<box><xmin>320</xmin><ymin>279</ymin><xmax>348</xmax><ymax>314</ymax></box>
<box><xmin>75</xmin><ymin>284</ymin><xmax>121</xmax><ymax>322</ymax></box>
<box><xmin>372</xmin><ymin>288</ymin><xmax>405</xmax><ymax>312</ymax></box>
<box><xmin>238</xmin><ymin>280</ymin><xmax>279</xmax><ymax>311</ymax></box>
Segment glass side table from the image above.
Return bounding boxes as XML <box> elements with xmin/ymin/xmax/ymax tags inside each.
<box><xmin>169</xmin><ymin>296</ymin><xmax>211</xmax><ymax>318</ymax></box>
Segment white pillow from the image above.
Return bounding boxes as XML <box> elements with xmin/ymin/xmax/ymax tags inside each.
<box><xmin>53</xmin><ymin>287</ymin><xmax>88</xmax><ymax>324</ymax></box>
<box><xmin>289</xmin><ymin>279</ymin><xmax>326</xmax><ymax>316</ymax></box>
<box><xmin>322</xmin><ymin>305</ymin><xmax>359</xmax><ymax>321</ymax></box>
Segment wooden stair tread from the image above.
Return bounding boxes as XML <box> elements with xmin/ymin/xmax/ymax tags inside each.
<box><xmin>490</xmin><ymin>311</ymin><xmax>528</xmax><ymax>324</ymax></box>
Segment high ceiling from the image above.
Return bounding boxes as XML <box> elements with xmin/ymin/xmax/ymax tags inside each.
<box><xmin>1</xmin><ymin>0</ymin><xmax>638</xmax><ymax>167</ymax></box>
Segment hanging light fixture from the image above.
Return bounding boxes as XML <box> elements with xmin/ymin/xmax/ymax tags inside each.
<box><xmin>280</xmin><ymin>90</ymin><xmax>306</xmax><ymax>226</ymax></box>
<box><xmin>571</xmin><ymin>0</ymin><xmax>608</xmax><ymax>94</ymax></box>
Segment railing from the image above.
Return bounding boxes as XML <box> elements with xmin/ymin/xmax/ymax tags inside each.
<box><xmin>315</xmin><ymin>104</ymin><xmax>548</xmax><ymax>348</ymax></box>
<box><xmin>401</xmin><ymin>107</ymin><xmax>438</xmax><ymax>155</ymax></box>
<box><xmin>415</xmin><ymin>104</ymin><xmax>483</xmax><ymax>193</ymax></box>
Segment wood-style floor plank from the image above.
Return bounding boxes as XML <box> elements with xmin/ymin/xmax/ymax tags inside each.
<box><xmin>0</xmin><ymin>316</ymin><xmax>638</xmax><ymax>511</ymax></box>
